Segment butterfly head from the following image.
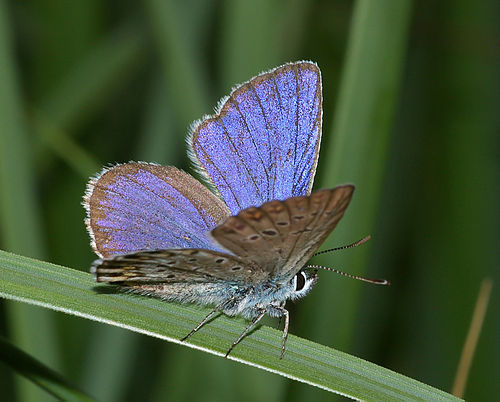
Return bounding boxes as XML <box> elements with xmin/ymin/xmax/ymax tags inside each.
<box><xmin>289</xmin><ymin>268</ymin><xmax>318</xmax><ymax>301</ymax></box>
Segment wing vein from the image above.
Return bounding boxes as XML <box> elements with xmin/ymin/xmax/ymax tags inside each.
<box><xmin>248</xmin><ymin>81</ymin><xmax>276</xmax><ymax>199</ymax></box>
<box><xmin>293</xmin><ymin>68</ymin><xmax>321</xmax><ymax>195</ymax></box>
<box><xmin>279</xmin><ymin>190</ymin><xmax>334</xmax><ymax>279</ymax></box>
<box><xmin>194</xmin><ymin>135</ymin><xmax>244</xmax><ymax>212</ymax></box>
<box><xmin>292</xmin><ymin>64</ymin><xmax>300</xmax><ymax>188</ymax></box>
<box><xmin>217</xmin><ymin>116</ymin><xmax>265</xmax><ymax>202</ymax></box>
<box><xmin>230</xmin><ymin>96</ymin><xmax>271</xmax><ymax>197</ymax></box>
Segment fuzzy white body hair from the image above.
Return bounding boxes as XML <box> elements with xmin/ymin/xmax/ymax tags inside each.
<box><xmin>126</xmin><ymin>272</ymin><xmax>317</xmax><ymax>320</ymax></box>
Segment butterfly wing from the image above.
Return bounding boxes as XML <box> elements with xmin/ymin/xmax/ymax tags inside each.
<box><xmin>84</xmin><ymin>162</ymin><xmax>230</xmax><ymax>258</ymax></box>
<box><xmin>92</xmin><ymin>248</ymin><xmax>267</xmax><ymax>284</ymax></box>
<box><xmin>189</xmin><ymin>61</ymin><xmax>322</xmax><ymax>215</ymax></box>
<box><xmin>211</xmin><ymin>185</ymin><xmax>354</xmax><ymax>281</ymax></box>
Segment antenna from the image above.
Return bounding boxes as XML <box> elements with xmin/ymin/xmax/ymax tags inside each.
<box><xmin>305</xmin><ymin>264</ymin><xmax>390</xmax><ymax>285</ymax></box>
<box><xmin>309</xmin><ymin>235</ymin><xmax>390</xmax><ymax>285</ymax></box>
<box><xmin>313</xmin><ymin>235</ymin><xmax>371</xmax><ymax>257</ymax></box>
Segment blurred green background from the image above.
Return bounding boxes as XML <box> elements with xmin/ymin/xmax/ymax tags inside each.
<box><xmin>0</xmin><ymin>0</ymin><xmax>498</xmax><ymax>401</ymax></box>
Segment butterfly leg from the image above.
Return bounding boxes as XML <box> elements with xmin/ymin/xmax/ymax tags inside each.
<box><xmin>225</xmin><ymin>309</ymin><xmax>266</xmax><ymax>358</ymax></box>
<box><xmin>267</xmin><ymin>305</ymin><xmax>289</xmax><ymax>359</ymax></box>
<box><xmin>276</xmin><ymin>301</ymin><xmax>286</xmax><ymax>329</ymax></box>
<box><xmin>279</xmin><ymin>308</ymin><xmax>289</xmax><ymax>359</ymax></box>
<box><xmin>180</xmin><ymin>300</ymin><xmax>227</xmax><ymax>342</ymax></box>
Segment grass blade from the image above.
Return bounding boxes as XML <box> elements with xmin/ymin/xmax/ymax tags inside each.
<box><xmin>0</xmin><ymin>3</ymin><xmax>60</xmax><ymax>401</ymax></box>
<box><xmin>301</xmin><ymin>0</ymin><xmax>413</xmax><ymax>351</ymax></box>
<box><xmin>0</xmin><ymin>336</ymin><xmax>93</xmax><ymax>402</ymax></box>
<box><xmin>145</xmin><ymin>0</ymin><xmax>211</xmax><ymax>131</ymax></box>
<box><xmin>40</xmin><ymin>21</ymin><xmax>146</xmax><ymax>130</ymax></box>
<box><xmin>0</xmin><ymin>250</ymin><xmax>461</xmax><ymax>401</ymax></box>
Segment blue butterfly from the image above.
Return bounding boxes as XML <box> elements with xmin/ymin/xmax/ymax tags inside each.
<box><xmin>85</xmin><ymin>61</ymin><xmax>362</xmax><ymax>358</ymax></box>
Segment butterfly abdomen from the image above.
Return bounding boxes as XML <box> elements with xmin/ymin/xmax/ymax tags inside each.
<box><xmin>122</xmin><ymin>281</ymin><xmax>241</xmax><ymax>306</ymax></box>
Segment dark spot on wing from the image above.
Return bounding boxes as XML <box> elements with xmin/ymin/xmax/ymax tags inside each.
<box><xmin>262</xmin><ymin>229</ymin><xmax>278</xmax><ymax>236</ymax></box>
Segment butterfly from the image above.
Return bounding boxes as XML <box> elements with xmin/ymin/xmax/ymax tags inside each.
<box><xmin>84</xmin><ymin>61</ymin><xmax>368</xmax><ymax>358</ymax></box>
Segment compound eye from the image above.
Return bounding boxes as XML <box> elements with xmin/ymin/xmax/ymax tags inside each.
<box><xmin>295</xmin><ymin>272</ymin><xmax>306</xmax><ymax>291</ymax></box>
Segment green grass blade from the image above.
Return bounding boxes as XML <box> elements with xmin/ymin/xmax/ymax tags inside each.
<box><xmin>39</xmin><ymin>21</ymin><xmax>145</xmax><ymax>130</ymax></box>
<box><xmin>145</xmin><ymin>0</ymin><xmax>210</xmax><ymax>131</ymax></box>
<box><xmin>34</xmin><ymin>21</ymin><xmax>146</xmax><ymax>176</ymax></box>
<box><xmin>301</xmin><ymin>0</ymin><xmax>413</xmax><ymax>351</ymax></box>
<box><xmin>33</xmin><ymin>110</ymin><xmax>100</xmax><ymax>178</ymax></box>
<box><xmin>0</xmin><ymin>336</ymin><xmax>93</xmax><ymax>402</ymax></box>
<box><xmin>79</xmin><ymin>326</ymin><xmax>137</xmax><ymax>402</ymax></box>
<box><xmin>134</xmin><ymin>74</ymin><xmax>181</xmax><ymax>165</ymax></box>
<box><xmin>0</xmin><ymin>0</ymin><xmax>44</xmax><ymax>260</ymax></box>
<box><xmin>220</xmin><ymin>0</ymin><xmax>281</xmax><ymax>87</ymax></box>
<box><xmin>0</xmin><ymin>3</ymin><xmax>60</xmax><ymax>401</ymax></box>
<box><xmin>0</xmin><ymin>250</ymin><xmax>461</xmax><ymax>401</ymax></box>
